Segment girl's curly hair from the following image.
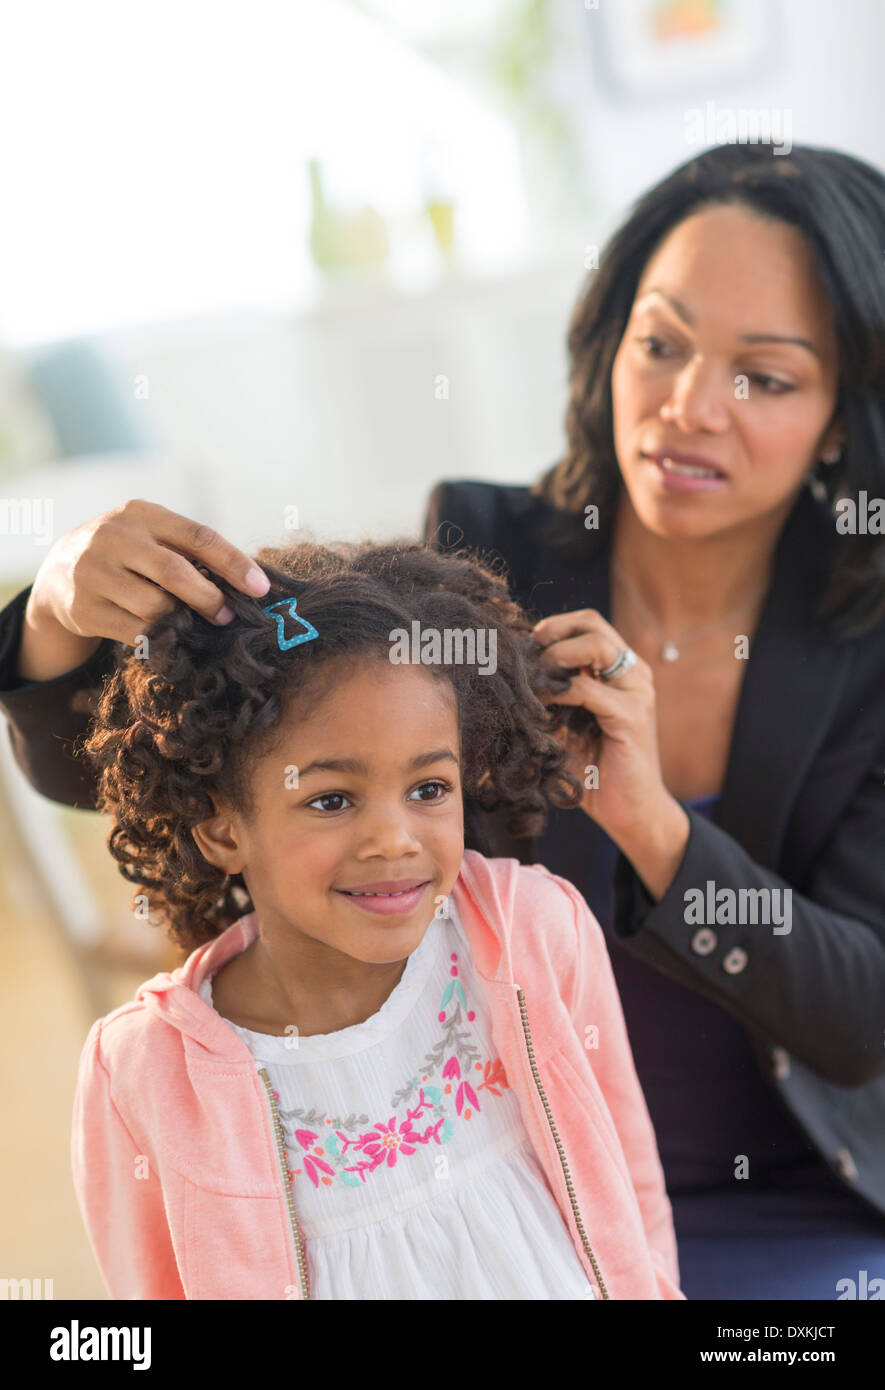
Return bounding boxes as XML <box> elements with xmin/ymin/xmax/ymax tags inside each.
<box><xmin>83</xmin><ymin>538</ymin><xmax>591</xmax><ymax>953</ymax></box>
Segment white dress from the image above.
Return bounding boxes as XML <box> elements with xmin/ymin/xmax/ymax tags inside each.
<box><xmin>199</xmin><ymin>898</ymin><xmax>595</xmax><ymax>1300</ymax></box>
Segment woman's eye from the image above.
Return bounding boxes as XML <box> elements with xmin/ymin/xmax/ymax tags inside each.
<box><xmin>753</xmin><ymin>374</ymin><xmax>794</xmax><ymax>394</ymax></box>
<box><xmin>637</xmin><ymin>336</ymin><xmax>794</xmax><ymax>394</ymax></box>
<box><xmin>636</xmin><ymin>335</ymin><xmax>674</xmax><ymax>358</ymax></box>
<box><xmin>307</xmin><ymin>791</ymin><xmax>352</xmax><ymax>813</ymax></box>
<box><xmin>408</xmin><ymin>779</ymin><xmax>452</xmax><ymax>802</ymax></box>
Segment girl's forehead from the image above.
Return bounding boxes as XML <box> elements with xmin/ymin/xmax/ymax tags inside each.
<box><xmin>263</xmin><ymin>663</ymin><xmax>460</xmax><ymax>755</ymax></box>
<box><xmin>285</xmin><ymin>657</ymin><xmax>457</xmax><ymax>716</ymax></box>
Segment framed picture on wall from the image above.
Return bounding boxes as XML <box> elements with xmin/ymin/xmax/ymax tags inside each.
<box><xmin>590</xmin><ymin>0</ymin><xmax>782</xmax><ymax>101</ymax></box>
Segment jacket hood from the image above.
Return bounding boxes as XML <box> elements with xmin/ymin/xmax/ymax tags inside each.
<box><xmin>132</xmin><ymin>848</ymin><xmax>521</xmax><ymax>1056</ymax></box>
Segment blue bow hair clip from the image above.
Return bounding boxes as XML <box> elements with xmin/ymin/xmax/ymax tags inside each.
<box><xmin>261</xmin><ymin>596</ymin><xmax>319</xmax><ymax>651</ymax></box>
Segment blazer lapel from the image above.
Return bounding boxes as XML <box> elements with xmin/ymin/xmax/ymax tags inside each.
<box><xmin>715</xmin><ymin>493</ymin><xmax>854</xmax><ymax>868</ymax></box>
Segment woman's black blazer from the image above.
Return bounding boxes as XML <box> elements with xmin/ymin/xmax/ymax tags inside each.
<box><xmin>0</xmin><ymin>480</ymin><xmax>883</xmax><ymax>1216</ymax></box>
<box><xmin>420</xmin><ymin>478</ymin><xmax>885</xmax><ymax>1220</ymax></box>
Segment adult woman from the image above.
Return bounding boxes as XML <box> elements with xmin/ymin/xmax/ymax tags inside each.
<box><xmin>1</xmin><ymin>142</ymin><xmax>884</xmax><ymax>1299</ymax></box>
<box><xmin>422</xmin><ymin>141</ymin><xmax>885</xmax><ymax>1299</ymax></box>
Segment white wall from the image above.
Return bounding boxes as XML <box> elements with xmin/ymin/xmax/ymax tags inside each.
<box><xmin>97</xmin><ymin>253</ymin><xmax>585</xmax><ymax>557</ymax></box>
<box><xmin>71</xmin><ymin>0</ymin><xmax>885</xmax><ymax>568</ymax></box>
<box><xmin>556</xmin><ymin>0</ymin><xmax>885</xmax><ymax>227</ymax></box>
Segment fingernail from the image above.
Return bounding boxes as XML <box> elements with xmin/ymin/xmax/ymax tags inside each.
<box><xmin>215</xmin><ymin>604</ymin><xmax>234</xmax><ymax>623</ymax></box>
<box><xmin>246</xmin><ymin>566</ymin><xmax>270</xmax><ymax>596</ymax></box>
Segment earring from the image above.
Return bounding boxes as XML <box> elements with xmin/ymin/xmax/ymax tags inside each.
<box><xmin>807</xmin><ymin>470</ymin><xmax>829</xmax><ymax>503</ymax></box>
<box><xmin>821</xmin><ymin>447</ymin><xmax>843</xmax><ymax>466</ymax></box>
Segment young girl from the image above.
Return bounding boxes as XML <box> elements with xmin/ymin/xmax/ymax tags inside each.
<box><xmin>71</xmin><ymin>536</ymin><xmax>684</xmax><ymax>1301</ymax></box>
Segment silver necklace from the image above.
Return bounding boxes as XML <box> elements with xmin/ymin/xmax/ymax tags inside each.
<box><xmin>611</xmin><ymin>563</ymin><xmax>769</xmax><ymax>662</ymax></box>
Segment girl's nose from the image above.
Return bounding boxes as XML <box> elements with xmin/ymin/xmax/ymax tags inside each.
<box><xmin>356</xmin><ymin>810</ymin><xmax>422</xmax><ymax>860</ymax></box>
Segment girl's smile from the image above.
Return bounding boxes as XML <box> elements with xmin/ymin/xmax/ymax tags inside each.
<box><xmin>336</xmin><ymin>878</ymin><xmax>432</xmax><ymax>915</ymax></box>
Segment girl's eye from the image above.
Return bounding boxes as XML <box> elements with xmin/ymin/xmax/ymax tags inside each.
<box><xmin>307</xmin><ymin>778</ymin><xmax>452</xmax><ymax>811</ymax></box>
<box><xmin>307</xmin><ymin>791</ymin><xmax>352</xmax><ymax>813</ymax></box>
<box><xmin>407</xmin><ymin>779</ymin><xmax>452</xmax><ymax>802</ymax></box>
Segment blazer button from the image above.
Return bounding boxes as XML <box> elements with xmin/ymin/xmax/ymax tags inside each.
<box><xmin>771</xmin><ymin>1046</ymin><xmax>790</xmax><ymax>1080</ymax></box>
<box><xmin>722</xmin><ymin>947</ymin><xmax>748</xmax><ymax>974</ymax></box>
<box><xmin>835</xmin><ymin>1147</ymin><xmax>858</xmax><ymax>1181</ymax></box>
<box><xmin>691</xmin><ymin>928</ymin><xmax>718</xmax><ymax>955</ymax></box>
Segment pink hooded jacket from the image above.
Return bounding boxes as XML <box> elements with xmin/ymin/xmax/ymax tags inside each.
<box><xmin>71</xmin><ymin>849</ymin><xmax>684</xmax><ymax>1300</ymax></box>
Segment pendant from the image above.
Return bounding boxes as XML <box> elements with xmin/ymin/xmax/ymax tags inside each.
<box><xmin>661</xmin><ymin>641</ymin><xmax>679</xmax><ymax>662</ymax></box>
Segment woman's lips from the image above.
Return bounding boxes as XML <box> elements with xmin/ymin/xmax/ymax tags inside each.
<box><xmin>642</xmin><ymin>452</ymin><xmax>728</xmax><ymax>493</ymax></box>
<box><xmin>336</xmin><ymin>881</ymin><xmax>430</xmax><ymax>916</ymax></box>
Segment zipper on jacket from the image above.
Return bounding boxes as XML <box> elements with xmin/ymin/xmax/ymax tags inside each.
<box><xmin>258</xmin><ymin>1066</ymin><xmax>311</xmax><ymax>1300</ymax></box>
<box><xmin>516</xmin><ymin>986</ymin><xmax>609</xmax><ymax>1300</ymax></box>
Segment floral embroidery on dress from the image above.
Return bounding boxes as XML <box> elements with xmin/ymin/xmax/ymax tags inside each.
<box><xmin>277</xmin><ymin>950</ymin><xmax>510</xmax><ymax>1189</ymax></box>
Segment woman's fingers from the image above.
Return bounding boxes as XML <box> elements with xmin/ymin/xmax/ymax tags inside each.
<box><xmin>83</xmin><ymin>572</ymin><xmax>184</xmax><ymax>647</ymax></box>
<box><xmin>32</xmin><ymin>499</ymin><xmax>273</xmax><ymax>647</ymax></box>
<box><xmin>72</xmin><ymin>500</ymin><xmax>270</xmax><ymax>638</ymax></box>
<box><xmin>531</xmin><ymin>612</ymin><xmax>666</xmax><ymax>842</ymax></box>
<box><xmin>541</xmin><ymin>671</ymin><xmax>640</xmax><ymax>725</ymax></box>
<box><xmin>118</xmin><ymin>539</ymin><xmax>244</xmax><ymax>628</ymax></box>
<box><xmin>532</xmin><ymin>608</ymin><xmax>649</xmax><ymax>682</ymax></box>
<box><xmin>533</xmin><ymin>607</ymin><xmax>624</xmax><ymax>649</ymax></box>
<box><xmin>116</xmin><ymin>499</ymin><xmax>270</xmax><ymax>608</ymax></box>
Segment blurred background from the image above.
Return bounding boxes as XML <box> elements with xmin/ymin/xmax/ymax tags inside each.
<box><xmin>1</xmin><ymin>0</ymin><xmax>883</xmax><ymax>1298</ymax></box>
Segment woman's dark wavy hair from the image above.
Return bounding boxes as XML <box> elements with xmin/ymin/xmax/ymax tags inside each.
<box><xmin>535</xmin><ymin>141</ymin><xmax>885</xmax><ymax>638</ymax></box>
<box><xmin>83</xmin><ymin>540</ymin><xmax>586</xmax><ymax>952</ymax></box>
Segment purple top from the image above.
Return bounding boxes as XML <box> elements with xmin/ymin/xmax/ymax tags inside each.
<box><xmin>587</xmin><ymin>792</ymin><xmax>815</xmax><ymax>1193</ymax></box>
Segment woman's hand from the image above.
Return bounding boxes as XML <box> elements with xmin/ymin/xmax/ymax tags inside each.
<box><xmin>532</xmin><ymin>607</ymin><xmax>690</xmax><ymax>894</ymax></box>
<box><xmin>18</xmin><ymin>498</ymin><xmax>271</xmax><ymax>682</ymax></box>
